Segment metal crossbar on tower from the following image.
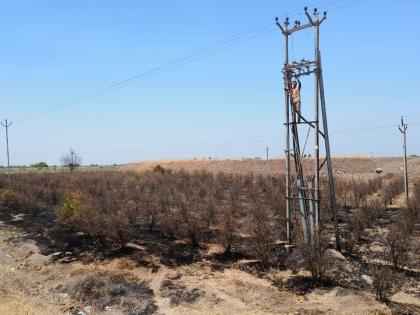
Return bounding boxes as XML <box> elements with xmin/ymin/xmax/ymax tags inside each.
<box><xmin>276</xmin><ymin>7</ymin><xmax>340</xmax><ymax>250</ymax></box>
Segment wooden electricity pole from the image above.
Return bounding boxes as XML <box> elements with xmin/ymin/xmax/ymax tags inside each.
<box><xmin>399</xmin><ymin>116</ymin><xmax>409</xmax><ymax>206</ymax></box>
<box><xmin>1</xmin><ymin>119</ymin><xmax>12</xmax><ymax>189</ymax></box>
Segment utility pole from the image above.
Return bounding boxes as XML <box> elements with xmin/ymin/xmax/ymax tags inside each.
<box><xmin>1</xmin><ymin>119</ymin><xmax>12</xmax><ymax>189</ymax></box>
<box><xmin>70</xmin><ymin>148</ymin><xmax>75</xmax><ymax>172</ymax></box>
<box><xmin>266</xmin><ymin>146</ymin><xmax>269</xmax><ymax>160</ymax></box>
<box><xmin>276</xmin><ymin>7</ymin><xmax>340</xmax><ymax>250</ymax></box>
<box><xmin>277</xmin><ymin>15</ymin><xmax>291</xmax><ymax>244</ymax></box>
<box><xmin>399</xmin><ymin>116</ymin><xmax>409</xmax><ymax>206</ymax></box>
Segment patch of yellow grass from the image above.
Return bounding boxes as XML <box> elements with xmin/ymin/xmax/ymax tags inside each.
<box><xmin>0</xmin><ymin>296</ymin><xmax>64</xmax><ymax>315</ymax></box>
<box><xmin>0</xmin><ymin>265</ymin><xmax>65</xmax><ymax>315</ymax></box>
<box><xmin>69</xmin><ymin>258</ymin><xmax>154</xmax><ymax>283</ymax></box>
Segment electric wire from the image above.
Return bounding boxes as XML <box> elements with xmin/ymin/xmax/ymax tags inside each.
<box><xmin>3</xmin><ymin>0</ymin><xmax>401</xmax><ymax>161</ymax></box>
<box><xmin>17</xmin><ymin>23</ymin><xmax>274</xmax><ymax>121</ymax></box>
<box><xmin>12</xmin><ymin>0</ymin><xmax>367</xmax><ymax>123</ymax></box>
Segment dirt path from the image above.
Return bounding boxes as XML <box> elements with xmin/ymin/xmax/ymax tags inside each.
<box><xmin>149</xmin><ymin>265</ymin><xmax>173</xmax><ymax>315</ymax></box>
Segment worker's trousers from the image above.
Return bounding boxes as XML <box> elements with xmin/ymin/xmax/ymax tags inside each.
<box><xmin>293</xmin><ymin>101</ymin><xmax>301</xmax><ymax>122</ymax></box>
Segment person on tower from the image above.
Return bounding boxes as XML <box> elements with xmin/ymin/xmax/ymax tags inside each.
<box><xmin>290</xmin><ymin>79</ymin><xmax>302</xmax><ymax>122</ymax></box>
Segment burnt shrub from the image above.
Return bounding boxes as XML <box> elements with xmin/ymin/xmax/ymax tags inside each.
<box><xmin>368</xmin><ymin>176</ymin><xmax>383</xmax><ymax>193</ymax></box>
<box><xmin>249</xmin><ymin>201</ymin><xmax>275</xmax><ymax>263</ymax></box>
<box><xmin>0</xmin><ymin>189</ymin><xmax>19</xmax><ymax>210</ymax></box>
<box><xmin>160</xmin><ymin>279</ymin><xmax>205</xmax><ymax>306</ymax></box>
<box><xmin>413</xmin><ymin>179</ymin><xmax>420</xmax><ymax>205</ymax></box>
<box><xmin>371</xmin><ymin>265</ymin><xmax>395</xmax><ymax>302</ymax></box>
<box><xmin>0</xmin><ymin>169</ymin><xmax>297</xmax><ymax>261</ymax></box>
<box><xmin>143</xmin><ymin>194</ymin><xmax>159</xmax><ymax>232</ymax></box>
<box><xmin>385</xmin><ymin>225</ymin><xmax>410</xmax><ymax>271</ymax></box>
<box><xmin>203</xmin><ymin>195</ymin><xmax>216</xmax><ymax>228</ymax></box>
<box><xmin>335</xmin><ymin>176</ymin><xmax>352</xmax><ymax>211</ymax></box>
<box><xmin>160</xmin><ymin>206</ymin><xmax>181</xmax><ymax>239</ymax></box>
<box><xmin>218</xmin><ymin>204</ymin><xmax>236</xmax><ymax>255</ymax></box>
<box><xmin>399</xmin><ymin>205</ymin><xmax>418</xmax><ymax>234</ymax></box>
<box><xmin>107</xmin><ymin>209</ymin><xmax>133</xmax><ymax>250</ymax></box>
<box><xmin>296</xmin><ymin>233</ymin><xmax>328</xmax><ymax>281</ymax></box>
<box><xmin>19</xmin><ymin>194</ymin><xmax>42</xmax><ymax>216</ymax></box>
<box><xmin>350</xmin><ymin>176</ymin><xmax>370</xmax><ymax>208</ymax></box>
<box><xmin>342</xmin><ymin>228</ymin><xmax>356</xmax><ymax>254</ymax></box>
<box><xmin>348</xmin><ymin>210</ymin><xmax>366</xmax><ymax>243</ymax></box>
<box><xmin>56</xmin><ymin>191</ymin><xmax>107</xmax><ymax>239</ymax></box>
<box><xmin>63</xmin><ymin>272</ymin><xmax>157</xmax><ymax>314</ymax></box>
<box><xmin>380</xmin><ymin>175</ymin><xmax>404</xmax><ymax>206</ymax></box>
<box><xmin>179</xmin><ymin>192</ymin><xmax>207</xmax><ymax>247</ymax></box>
<box><xmin>360</xmin><ymin>197</ymin><xmax>383</xmax><ymax>228</ymax></box>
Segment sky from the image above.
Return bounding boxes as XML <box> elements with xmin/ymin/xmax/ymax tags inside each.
<box><xmin>0</xmin><ymin>0</ymin><xmax>419</xmax><ymax>166</ymax></box>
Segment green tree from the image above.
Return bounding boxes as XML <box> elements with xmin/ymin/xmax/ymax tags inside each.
<box><xmin>31</xmin><ymin>161</ymin><xmax>49</xmax><ymax>168</ymax></box>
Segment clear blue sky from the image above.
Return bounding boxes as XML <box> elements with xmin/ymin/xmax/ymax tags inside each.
<box><xmin>0</xmin><ymin>0</ymin><xmax>419</xmax><ymax>166</ymax></box>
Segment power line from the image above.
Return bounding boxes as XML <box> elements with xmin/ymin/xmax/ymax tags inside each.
<box><xmin>12</xmin><ymin>0</ymin><xmax>367</xmax><ymax>123</ymax></box>
<box><xmin>326</xmin><ymin>0</ymin><xmax>369</xmax><ymax>12</ymax></box>
<box><xmin>18</xmin><ymin>27</ymin><xmax>275</xmax><ymax>122</ymax></box>
<box><xmin>17</xmin><ymin>20</ymin><xmax>275</xmax><ymax>121</ymax></box>
<box><xmin>330</xmin><ymin>116</ymin><xmax>401</xmax><ymax>128</ymax></box>
<box><xmin>335</xmin><ymin>122</ymin><xmax>420</xmax><ymax>134</ymax></box>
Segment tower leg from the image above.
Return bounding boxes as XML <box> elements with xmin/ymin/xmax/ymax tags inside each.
<box><xmin>318</xmin><ymin>53</ymin><xmax>341</xmax><ymax>250</ymax></box>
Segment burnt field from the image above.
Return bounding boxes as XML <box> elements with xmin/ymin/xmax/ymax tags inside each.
<box><xmin>0</xmin><ymin>167</ymin><xmax>419</xmax><ymax>314</ymax></box>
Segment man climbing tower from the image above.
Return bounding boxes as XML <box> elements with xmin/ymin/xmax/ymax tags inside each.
<box><xmin>290</xmin><ymin>79</ymin><xmax>301</xmax><ymax>122</ymax></box>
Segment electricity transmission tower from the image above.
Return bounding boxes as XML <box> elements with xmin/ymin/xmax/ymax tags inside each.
<box><xmin>1</xmin><ymin>119</ymin><xmax>12</xmax><ymax>189</ymax></box>
<box><xmin>399</xmin><ymin>116</ymin><xmax>409</xmax><ymax>206</ymax></box>
<box><xmin>276</xmin><ymin>7</ymin><xmax>340</xmax><ymax>250</ymax></box>
<box><xmin>266</xmin><ymin>146</ymin><xmax>269</xmax><ymax>160</ymax></box>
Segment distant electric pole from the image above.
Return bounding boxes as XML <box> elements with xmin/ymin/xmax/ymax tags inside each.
<box><xmin>266</xmin><ymin>146</ymin><xmax>269</xmax><ymax>160</ymax></box>
<box><xmin>1</xmin><ymin>119</ymin><xmax>13</xmax><ymax>189</ymax></box>
<box><xmin>398</xmin><ymin>116</ymin><xmax>409</xmax><ymax>206</ymax></box>
<box><xmin>70</xmin><ymin>148</ymin><xmax>75</xmax><ymax>171</ymax></box>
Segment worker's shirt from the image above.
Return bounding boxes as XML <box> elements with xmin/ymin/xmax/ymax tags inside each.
<box><xmin>291</xmin><ymin>87</ymin><xmax>301</xmax><ymax>103</ymax></box>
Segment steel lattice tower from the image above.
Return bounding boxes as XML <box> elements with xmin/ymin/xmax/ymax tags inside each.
<box><xmin>276</xmin><ymin>7</ymin><xmax>340</xmax><ymax>250</ymax></box>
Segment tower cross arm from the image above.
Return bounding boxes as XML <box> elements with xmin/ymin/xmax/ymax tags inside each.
<box><xmin>305</xmin><ymin>9</ymin><xmax>315</xmax><ymax>26</ymax></box>
<box><xmin>318</xmin><ymin>11</ymin><xmax>327</xmax><ymax>25</ymax></box>
<box><xmin>275</xmin><ymin>18</ymin><xmax>288</xmax><ymax>35</ymax></box>
<box><xmin>1</xmin><ymin>120</ymin><xmax>12</xmax><ymax>128</ymax></box>
<box><xmin>288</xmin><ymin>22</ymin><xmax>312</xmax><ymax>34</ymax></box>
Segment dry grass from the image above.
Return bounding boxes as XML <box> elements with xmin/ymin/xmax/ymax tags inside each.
<box><xmin>126</xmin><ymin>157</ymin><xmax>420</xmax><ymax>175</ymax></box>
<box><xmin>0</xmin><ymin>297</ymin><xmax>63</xmax><ymax>315</ymax></box>
<box><xmin>167</xmin><ymin>264</ymin><xmax>391</xmax><ymax>315</ymax></box>
<box><xmin>0</xmin><ymin>265</ymin><xmax>65</xmax><ymax>315</ymax></box>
